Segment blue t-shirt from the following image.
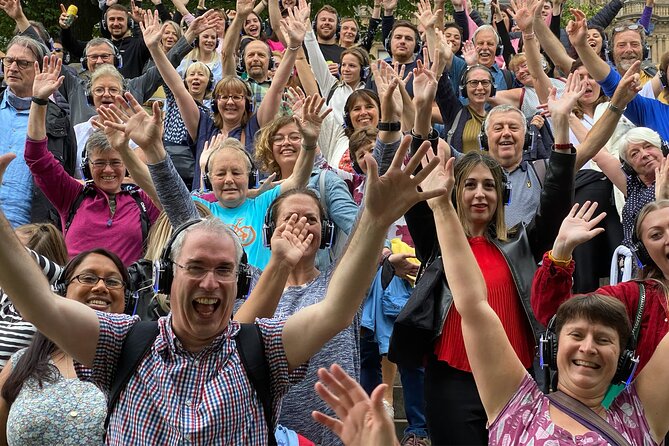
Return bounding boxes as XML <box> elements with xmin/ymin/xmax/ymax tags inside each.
<box><xmin>192</xmin><ymin>186</ymin><xmax>281</xmax><ymax>269</ymax></box>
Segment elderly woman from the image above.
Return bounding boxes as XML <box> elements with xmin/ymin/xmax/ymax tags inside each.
<box><xmin>25</xmin><ymin>56</ymin><xmax>161</xmax><ymax>265</ymax></box>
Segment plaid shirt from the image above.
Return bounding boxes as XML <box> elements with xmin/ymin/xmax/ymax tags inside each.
<box><xmin>76</xmin><ymin>312</ymin><xmax>307</xmax><ymax>445</ymax></box>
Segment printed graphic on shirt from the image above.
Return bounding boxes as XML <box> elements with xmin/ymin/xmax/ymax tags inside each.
<box><xmin>231</xmin><ymin>218</ymin><xmax>256</xmax><ymax>247</ymax></box>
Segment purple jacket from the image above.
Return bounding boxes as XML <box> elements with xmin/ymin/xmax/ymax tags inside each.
<box><xmin>24</xmin><ymin>138</ymin><xmax>160</xmax><ymax>265</ymax></box>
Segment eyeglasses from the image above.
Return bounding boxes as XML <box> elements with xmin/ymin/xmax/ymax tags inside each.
<box><xmin>174</xmin><ymin>262</ymin><xmax>238</xmax><ymax>282</ymax></box>
<box><xmin>216</xmin><ymin>94</ymin><xmax>245</xmax><ymax>102</ymax></box>
<box><xmin>86</xmin><ymin>53</ymin><xmax>114</xmax><ymax>62</ymax></box>
<box><xmin>466</xmin><ymin>79</ymin><xmax>492</xmax><ymax>88</ymax></box>
<box><xmin>92</xmin><ymin>86</ymin><xmax>122</xmax><ymax>97</ymax></box>
<box><xmin>613</xmin><ymin>24</ymin><xmax>642</xmax><ymax>35</ymax></box>
<box><xmin>69</xmin><ymin>273</ymin><xmax>125</xmax><ymax>289</ymax></box>
<box><xmin>90</xmin><ymin>160</ymin><xmax>124</xmax><ymax>169</ymax></box>
<box><xmin>271</xmin><ymin>132</ymin><xmax>302</xmax><ymax>145</ymax></box>
<box><xmin>3</xmin><ymin>57</ymin><xmax>34</xmax><ymax>70</ymax></box>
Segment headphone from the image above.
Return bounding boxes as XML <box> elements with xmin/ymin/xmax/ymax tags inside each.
<box><xmin>472</xmin><ymin>25</ymin><xmax>504</xmax><ymax>57</ymax></box>
<box><xmin>620</xmin><ymin>138</ymin><xmax>669</xmax><ymax>179</ymax></box>
<box><xmin>102</xmin><ymin>7</ymin><xmax>136</xmax><ymax>33</ymax></box>
<box><xmin>384</xmin><ymin>22</ymin><xmax>422</xmax><ymax>56</ymax></box>
<box><xmin>479</xmin><ymin>111</ymin><xmax>532</xmax><ymax>155</ymax></box>
<box><xmin>539</xmin><ymin>315</ymin><xmax>639</xmax><ymax>386</ymax></box>
<box><xmin>262</xmin><ymin>196</ymin><xmax>335</xmax><ymax>249</ymax></box>
<box><xmin>184</xmin><ymin>62</ymin><xmax>215</xmax><ymax>93</ymax></box>
<box><xmin>459</xmin><ymin>64</ymin><xmax>497</xmax><ymax>99</ymax></box>
<box><xmin>211</xmin><ymin>82</ymin><xmax>253</xmax><ymax>116</ymax></box>
<box><xmin>193</xmin><ymin>35</ymin><xmax>221</xmax><ymax>51</ymax></box>
<box><xmin>81</xmin><ymin>39</ymin><xmax>123</xmax><ymax>71</ymax></box>
<box><xmin>203</xmin><ymin>146</ymin><xmax>259</xmax><ymax>191</ymax></box>
<box><xmin>605</xmin><ymin>25</ymin><xmax>650</xmax><ymax>63</ymax></box>
<box><xmin>152</xmin><ymin>219</ymin><xmax>252</xmax><ymax>300</ymax></box>
<box><xmin>237</xmin><ymin>38</ymin><xmax>275</xmax><ymax>75</ymax></box>
<box><xmin>84</xmin><ymin>76</ymin><xmax>128</xmax><ymax>107</ymax></box>
<box><xmin>342</xmin><ymin>47</ymin><xmax>371</xmax><ymax>84</ymax></box>
<box><xmin>339</xmin><ymin>18</ymin><xmax>360</xmax><ymax>43</ymax></box>
<box><xmin>343</xmin><ymin>90</ymin><xmax>380</xmax><ymax>130</ymax></box>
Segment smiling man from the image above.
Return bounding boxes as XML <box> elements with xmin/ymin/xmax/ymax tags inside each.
<box><xmin>471</xmin><ymin>24</ymin><xmax>513</xmax><ymax>92</ymax></box>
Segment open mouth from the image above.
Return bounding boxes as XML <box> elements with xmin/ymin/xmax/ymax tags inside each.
<box><xmin>573</xmin><ymin>359</ymin><xmax>600</xmax><ymax>369</ymax></box>
<box><xmin>193</xmin><ymin>297</ymin><xmax>221</xmax><ymax>317</ymax></box>
<box><xmin>86</xmin><ymin>296</ymin><xmax>112</xmax><ymax>311</ymax></box>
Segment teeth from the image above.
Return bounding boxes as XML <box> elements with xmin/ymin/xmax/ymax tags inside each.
<box><xmin>195</xmin><ymin>297</ymin><xmax>218</xmax><ymax>305</ymax></box>
<box><xmin>574</xmin><ymin>360</ymin><xmax>598</xmax><ymax>368</ymax></box>
<box><xmin>88</xmin><ymin>299</ymin><xmax>108</xmax><ymax>306</ymax></box>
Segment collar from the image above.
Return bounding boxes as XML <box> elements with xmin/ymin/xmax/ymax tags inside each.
<box><xmin>155</xmin><ymin>313</ymin><xmax>239</xmax><ymax>360</ymax></box>
<box><xmin>488</xmin><ymin>63</ymin><xmax>501</xmax><ymax>73</ymax></box>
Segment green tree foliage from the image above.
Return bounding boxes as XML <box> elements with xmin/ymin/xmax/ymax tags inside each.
<box><xmin>559</xmin><ymin>0</ymin><xmax>603</xmax><ymax>28</ymax></box>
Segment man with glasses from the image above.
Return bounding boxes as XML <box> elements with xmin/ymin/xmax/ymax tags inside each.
<box><xmin>0</xmin><ymin>35</ymin><xmax>76</xmax><ymax>228</ymax></box>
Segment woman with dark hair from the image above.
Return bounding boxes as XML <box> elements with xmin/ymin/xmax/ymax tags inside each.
<box><xmin>0</xmin><ymin>248</ymin><xmax>128</xmax><ymax>445</ymax></box>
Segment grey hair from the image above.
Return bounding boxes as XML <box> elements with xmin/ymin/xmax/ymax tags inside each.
<box><xmin>84</xmin><ymin>38</ymin><xmax>116</xmax><ymax>57</ymax></box>
<box><xmin>472</xmin><ymin>24</ymin><xmax>500</xmax><ymax>46</ymax></box>
<box><xmin>207</xmin><ymin>138</ymin><xmax>252</xmax><ymax>173</ymax></box>
<box><xmin>84</xmin><ymin>129</ymin><xmax>113</xmax><ymax>158</ymax></box>
<box><xmin>88</xmin><ymin>64</ymin><xmax>126</xmax><ymax>97</ymax></box>
<box><xmin>616</xmin><ymin>127</ymin><xmax>662</xmax><ymax>163</ymax></box>
<box><xmin>484</xmin><ymin>105</ymin><xmax>526</xmax><ymax>134</ymax></box>
<box><xmin>7</xmin><ymin>35</ymin><xmax>49</xmax><ymax>69</ymax></box>
<box><xmin>170</xmin><ymin>217</ymin><xmax>244</xmax><ymax>266</ymax></box>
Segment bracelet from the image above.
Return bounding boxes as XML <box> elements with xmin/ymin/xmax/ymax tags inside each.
<box><xmin>31</xmin><ymin>96</ymin><xmax>48</xmax><ymax>106</ymax></box>
<box><xmin>378</xmin><ymin>121</ymin><xmax>401</xmax><ymax>131</ymax></box>
<box><xmin>553</xmin><ymin>143</ymin><xmax>572</xmax><ymax>151</ymax></box>
<box><xmin>548</xmin><ymin>250</ymin><xmax>572</xmax><ymax>267</ymax></box>
<box><xmin>302</xmin><ymin>143</ymin><xmax>317</xmax><ymax>151</ymax></box>
<box><xmin>287</xmin><ymin>45</ymin><xmax>300</xmax><ymax>52</ymax></box>
<box><xmin>608</xmin><ymin>102</ymin><xmax>627</xmax><ymax>115</ymax></box>
<box><xmin>522</xmin><ymin>32</ymin><xmax>536</xmax><ymax>40</ymax></box>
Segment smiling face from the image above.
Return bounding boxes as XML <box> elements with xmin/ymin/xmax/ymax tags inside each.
<box><xmin>214</xmin><ymin>85</ymin><xmax>248</xmax><ymax>126</ymax></box>
<box><xmin>465</xmin><ymin>67</ymin><xmax>493</xmax><ymax>107</ymax></box>
<box><xmin>162</xmin><ymin>23</ymin><xmax>179</xmax><ymax>51</ymax></box>
<box><xmin>170</xmin><ymin>229</ymin><xmax>238</xmax><ymax>352</ymax></box>
<box><xmin>106</xmin><ymin>8</ymin><xmax>129</xmax><ymax>39</ymax></box>
<box><xmin>91</xmin><ymin>74</ymin><xmax>122</xmax><ymax>109</ymax></box>
<box><xmin>198</xmin><ymin>29</ymin><xmax>218</xmax><ymax>55</ymax></box>
<box><xmin>85</xmin><ymin>43</ymin><xmax>116</xmax><ymax>73</ymax></box>
<box><xmin>541</xmin><ymin>0</ymin><xmax>552</xmax><ymax>19</ymax></box>
<box><xmin>486</xmin><ymin>109</ymin><xmax>526</xmax><ymax>170</ymax></box>
<box><xmin>244</xmin><ymin>13</ymin><xmax>262</xmax><ymax>38</ymax></box>
<box><xmin>612</xmin><ymin>29</ymin><xmax>643</xmax><ymax>74</ymax></box>
<box><xmin>3</xmin><ymin>44</ymin><xmax>37</xmax><ymax>98</ymax></box>
<box><xmin>444</xmin><ymin>26</ymin><xmax>462</xmax><ymax>53</ymax></box>
<box><xmin>209</xmin><ymin>149</ymin><xmax>250</xmax><ymax>208</ymax></box>
<box><xmin>316</xmin><ymin>11</ymin><xmax>338</xmax><ymax>42</ymax></box>
<box><xmin>339</xmin><ymin>19</ymin><xmax>358</xmax><ymax>47</ymax></box>
<box><xmin>459</xmin><ymin>163</ymin><xmax>498</xmax><ymax>235</ymax></box>
<box><xmin>624</xmin><ymin>140</ymin><xmax>663</xmax><ymax>182</ymax></box>
<box><xmin>348</xmin><ymin>97</ymin><xmax>379</xmax><ymax>129</ymax></box>
<box><xmin>65</xmin><ymin>253</ymin><xmax>126</xmax><ymax>313</ymax></box>
<box><xmin>639</xmin><ymin>206</ymin><xmax>669</xmax><ymax>275</ymax></box>
<box><xmin>512</xmin><ymin>58</ymin><xmax>533</xmax><ymax>87</ymax></box>
<box><xmin>474</xmin><ymin>28</ymin><xmax>497</xmax><ymax>68</ymax></box>
<box><xmin>556</xmin><ymin>318</ymin><xmax>620</xmax><ymax>396</ymax></box>
<box><xmin>244</xmin><ymin>40</ymin><xmax>270</xmax><ymax>82</ymax></box>
<box><xmin>270</xmin><ymin>122</ymin><xmax>302</xmax><ymax>176</ymax></box>
<box><xmin>340</xmin><ymin>53</ymin><xmax>362</xmax><ymax>86</ymax></box>
<box><xmin>89</xmin><ymin>148</ymin><xmax>125</xmax><ymax>195</ymax></box>
<box><xmin>274</xmin><ymin>194</ymin><xmax>322</xmax><ymax>258</ymax></box>
<box><xmin>586</xmin><ymin>29</ymin><xmax>604</xmax><ymax>55</ymax></box>
<box><xmin>185</xmin><ymin>64</ymin><xmax>210</xmax><ymax>99</ymax></box>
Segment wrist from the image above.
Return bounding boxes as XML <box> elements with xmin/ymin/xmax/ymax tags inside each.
<box><xmin>301</xmin><ymin>141</ymin><xmax>317</xmax><ymax>150</ymax></box>
<box><xmin>31</xmin><ymin>96</ymin><xmax>49</xmax><ymax>105</ymax></box>
<box><xmin>548</xmin><ymin>249</ymin><xmax>572</xmax><ymax>267</ymax></box>
<box><xmin>608</xmin><ymin>102</ymin><xmax>627</xmax><ymax>115</ymax></box>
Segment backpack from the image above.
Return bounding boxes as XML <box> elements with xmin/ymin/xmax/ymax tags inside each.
<box><xmin>104</xmin><ymin>322</ymin><xmax>277</xmax><ymax>446</ymax></box>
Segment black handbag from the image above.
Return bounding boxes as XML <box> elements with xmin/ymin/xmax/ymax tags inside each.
<box><xmin>388</xmin><ymin>257</ymin><xmax>451</xmax><ymax>367</ymax></box>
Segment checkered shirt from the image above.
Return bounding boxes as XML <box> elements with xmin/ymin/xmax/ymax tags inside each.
<box><xmin>76</xmin><ymin>312</ymin><xmax>307</xmax><ymax>445</ymax></box>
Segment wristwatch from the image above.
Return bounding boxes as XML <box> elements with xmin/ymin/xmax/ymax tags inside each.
<box><xmin>377</xmin><ymin>121</ymin><xmax>401</xmax><ymax>131</ymax></box>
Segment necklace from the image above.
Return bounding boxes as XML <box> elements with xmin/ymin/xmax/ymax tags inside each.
<box><xmin>52</xmin><ymin>352</ymin><xmax>83</xmax><ymax>419</ymax></box>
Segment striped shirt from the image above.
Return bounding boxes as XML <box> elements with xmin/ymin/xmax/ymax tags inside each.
<box><xmin>0</xmin><ymin>250</ymin><xmax>62</xmax><ymax>369</ymax></box>
<box><xmin>76</xmin><ymin>312</ymin><xmax>308</xmax><ymax>445</ymax></box>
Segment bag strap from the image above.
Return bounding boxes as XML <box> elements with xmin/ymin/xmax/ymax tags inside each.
<box><xmin>446</xmin><ymin>109</ymin><xmax>464</xmax><ymax>146</ymax></box>
<box><xmin>236</xmin><ymin>323</ymin><xmax>277</xmax><ymax>446</ymax></box>
<box><xmin>631</xmin><ymin>282</ymin><xmax>646</xmax><ymax>348</ymax></box>
<box><xmin>125</xmin><ymin>187</ymin><xmax>151</xmax><ymax>245</ymax></box>
<box><xmin>64</xmin><ymin>183</ymin><xmax>95</xmax><ymax>234</ymax></box>
<box><xmin>547</xmin><ymin>391</ymin><xmax>632</xmax><ymax>446</ymax></box>
<box><xmin>317</xmin><ymin>170</ymin><xmax>330</xmax><ymax>218</ymax></box>
<box><xmin>105</xmin><ymin>320</ymin><xmax>160</xmax><ymax>431</ymax></box>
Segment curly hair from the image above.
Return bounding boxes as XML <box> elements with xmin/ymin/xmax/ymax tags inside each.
<box><xmin>254</xmin><ymin>115</ymin><xmax>297</xmax><ymax>178</ymax></box>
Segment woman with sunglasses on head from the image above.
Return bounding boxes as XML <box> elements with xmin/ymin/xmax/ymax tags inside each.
<box><xmin>0</xmin><ymin>248</ymin><xmax>129</xmax><ymax>446</ymax></box>
<box><xmin>25</xmin><ymin>56</ymin><xmax>162</xmax><ymax>266</ymax></box>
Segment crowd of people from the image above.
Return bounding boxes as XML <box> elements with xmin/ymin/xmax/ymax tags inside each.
<box><xmin>0</xmin><ymin>0</ymin><xmax>667</xmax><ymax>444</ymax></box>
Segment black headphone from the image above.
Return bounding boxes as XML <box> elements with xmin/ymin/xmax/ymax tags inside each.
<box><xmin>102</xmin><ymin>7</ymin><xmax>136</xmax><ymax>33</ymax></box>
<box><xmin>384</xmin><ymin>23</ymin><xmax>422</xmax><ymax>56</ymax></box>
<box><xmin>184</xmin><ymin>62</ymin><xmax>215</xmax><ymax>93</ymax></box>
<box><xmin>472</xmin><ymin>26</ymin><xmax>504</xmax><ymax>57</ymax></box>
<box><xmin>193</xmin><ymin>35</ymin><xmax>221</xmax><ymax>52</ymax></box>
<box><xmin>152</xmin><ymin>219</ymin><xmax>252</xmax><ymax>300</ymax></box>
<box><xmin>237</xmin><ymin>38</ymin><xmax>275</xmax><ymax>75</ymax></box>
<box><xmin>479</xmin><ymin>111</ymin><xmax>531</xmax><ymax>154</ymax></box>
<box><xmin>81</xmin><ymin>40</ymin><xmax>123</xmax><ymax>71</ymax></box>
<box><xmin>211</xmin><ymin>82</ymin><xmax>253</xmax><ymax>116</ymax></box>
<box><xmin>203</xmin><ymin>146</ymin><xmax>259</xmax><ymax>191</ymax></box>
<box><xmin>262</xmin><ymin>195</ymin><xmax>335</xmax><ymax>249</ymax></box>
<box><xmin>605</xmin><ymin>25</ymin><xmax>650</xmax><ymax>62</ymax></box>
<box><xmin>619</xmin><ymin>138</ymin><xmax>669</xmax><ymax>179</ymax></box>
<box><xmin>459</xmin><ymin>64</ymin><xmax>497</xmax><ymax>99</ymax></box>
<box><xmin>539</xmin><ymin>315</ymin><xmax>639</xmax><ymax>386</ymax></box>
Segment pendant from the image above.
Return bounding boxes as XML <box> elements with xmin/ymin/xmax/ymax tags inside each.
<box><xmin>69</xmin><ymin>410</ymin><xmax>78</xmax><ymax>418</ymax></box>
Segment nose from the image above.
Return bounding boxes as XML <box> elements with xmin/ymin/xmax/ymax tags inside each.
<box><xmin>579</xmin><ymin>335</ymin><xmax>597</xmax><ymax>354</ymax></box>
<box><xmin>199</xmin><ymin>270</ymin><xmax>220</xmax><ymax>290</ymax></box>
<box><xmin>90</xmin><ymin>277</ymin><xmax>110</xmax><ymax>292</ymax></box>
<box><xmin>474</xmin><ymin>184</ymin><xmax>486</xmax><ymax>198</ymax></box>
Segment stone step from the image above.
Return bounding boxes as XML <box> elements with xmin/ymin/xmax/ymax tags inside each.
<box><xmin>394</xmin><ymin>418</ymin><xmax>408</xmax><ymax>442</ymax></box>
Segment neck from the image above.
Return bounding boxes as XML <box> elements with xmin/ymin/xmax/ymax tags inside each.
<box><xmin>318</xmin><ymin>36</ymin><xmax>336</xmax><ymax>45</ymax></box>
<box><xmin>582</xmin><ymin>103</ymin><xmax>595</xmax><ymax>117</ymax></box>
<box><xmin>641</xmin><ymin>172</ymin><xmax>656</xmax><ymax>187</ymax></box>
<box><xmin>9</xmin><ymin>87</ymin><xmax>31</xmax><ymax>99</ymax></box>
<box><xmin>199</xmin><ymin>51</ymin><xmax>214</xmax><ymax>63</ymax></box>
<box><xmin>393</xmin><ymin>55</ymin><xmax>414</xmax><ymax>65</ymax></box>
<box><xmin>470</xmin><ymin>222</ymin><xmax>488</xmax><ymax>237</ymax></box>
<box><xmin>345</xmin><ymin>79</ymin><xmax>360</xmax><ymax>89</ymax></box>
<box><xmin>281</xmin><ymin>165</ymin><xmax>294</xmax><ymax>179</ymax></box>
<box><xmin>470</xmin><ymin>102</ymin><xmax>486</xmax><ymax>116</ymax></box>
<box><xmin>286</xmin><ymin>261</ymin><xmax>320</xmax><ymax>287</ymax></box>
<box><xmin>556</xmin><ymin>382</ymin><xmax>606</xmax><ymax>415</ymax></box>
<box><xmin>222</xmin><ymin>119</ymin><xmax>242</xmax><ymax>133</ymax></box>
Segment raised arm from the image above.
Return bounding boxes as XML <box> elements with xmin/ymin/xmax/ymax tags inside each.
<box><xmin>636</xmin><ymin>327</ymin><xmax>669</xmax><ymax>442</ymax></box>
<box><xmin>282</xmin><ymin>137</ymin><xmax>446</xmax><ymax>371</ymax></box>
<box><xmin>532</xmin><ymin>2</ymin><xmax>574</xmax><ymax>74</ymax></box>
<box><xmin>567</xmin><ymin>8</ymin><xmax>610</xmax><ymax>82</ymax></box>
<box><xmin>0</xmin><ymin>154</ymin><xmax>99</xmax><ymax>368</ymax></box>
<box><xmin>221</xmin><ymin>0</ymin><xmax>254</xmax><ymax>76</ymax></box>
<box><xmin>280</xmin><ymin>95</ymin><xmax>331</xmax><ymax>191</ymax></box>
<box><xmin>422</xmin><ymin>148</ymin><xmax>526</xmax><ymax>423</ymax></box>
<box><xmin>0</xmin><ymin>0</ymin><xmax>30</xmax><ymax>33</ymax></box>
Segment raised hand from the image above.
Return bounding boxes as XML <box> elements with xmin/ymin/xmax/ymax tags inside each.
<box><xmin>295</xmin><ymin>0</ymin><xmax>311</xmax><ymax>26</ymax></box>
<box><xmin>461</xmin><ymin>40</ymin><xmax>478</xmax><ymax>66</ymax></box>
<box><xmin>0</xmin><ymin>0</ymin><xmax>25</xmax><ymax>21</ymax></box>
<box><xmin>566</xmin><ymin>8</ymin><xmax>588</xmax><ymax>48</ymax></box>
<box><xmin>371</xmin><ymin>60</ymin><xmax>403</xmax><ymax>115</ymax></box>
<box><xmin>285</xmin><ymin>86</ymin><xmax>306</xmax><ymax>119</ymax></box>
<box><xmin>270</xmin><ymin>214</ymin><xmax>314</xmax><ymax>267</ymax></box>
<box><xmin>412</xmin><ymin>58</ymin><xmax>439</xmax><ymax>106</ymax></box>
<box><xmin>546</xmin><ymin>72</ymin><xmax>585</xmax><ymax>118</ymax></box>
<box><xmin>236</xmin><ymin>0</ymin><xmax>255</xmax><ymax>18</ymax></box>
<box><xmin>140</xmin><ymin>9</ymin><xmax>163</xmax><ymax>48</ymax></box>
<box><xmin>364</xmin><ymin>135</ymin><xmax>447</xmax><ymax>227</ymax></box>
<box><xmin>420</xmin><ymin>140</ymin><xmax>454</xmax><ymax>210</ymax></box>
<box><xmin>382</xmin><ymin>0</ymin><xmax>397</xmax><ymax>13</ymax></box>
<box><xmin>312</xmin><ymin>364</ymin><xmax>399</xmax><ymax>446</ymax></box>
<box><xmin>103</xmin><ymin>93</ymin><xmax>164</xmax><ymax>152</ymax></box>
<box><xmin>32</xmin><ymin>56</ymin><xmax>64</xmax><ymax>100</ymax></box>
<box><xmin>187</xmin><ymin>9</ymin><xmax>221</xmax><ymax>40</ymax></box>
<box><xmin>552</xmin><ymin>201</ymin><xmax>607</xmax><ymax>259</ymax></box>
<box><xmin>611</xmin><ymin>60</ymin><xmax>642</xmax><ymax>108</ymax></box>
<box><xmin>415</xmin><ymin>0</ymin><xmax>439</xmax><ymax>30</ymax></box>
<box><xmin>130</xmin><ymin>0</ymin><xmax>145</xmax><ymax>23</ymax></box>
<box><xmin>655</xmin><ymin>155</ymin><xmax>669</xmax><ymax>199</ymax></box>
<box><xmin>509</xmin><ymin>0</ymin><xmax>540</xmax><ymax>33</ymax></box>
<box><xmin>58</xmin><ymin>4</ymin><xmax>71</xmax><ymax>29</ymax></box>
<box><xmin>281</xmin><ymin>4</ymin><xmax>307</xmax><ymax>48</ymax></box>
<box><xmin>0</xmin><ymin>153</ymin><xmax>16</xmax><ymax>185</ymax></box>
<box><xmin>93</xmin><ymin>107</ymin><xmax>129</xmax><ymax>151</ymax></box>
<box><xmin>296</xmin><ymin>94</ymin><xmax>332</xmax><ymax>147</ymax></box>
<box><xmin>199</xmin><ymin>132</ymin><xmax>229</xmax><ymax>174</ymax></box>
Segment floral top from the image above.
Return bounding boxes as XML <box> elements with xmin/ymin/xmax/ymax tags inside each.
<box><xmin>6</xmin><ymin>349</ymin><xmax>106</xmax><ymax>446</ymax></box>
<box><xmin>489</xmin><ymin>374</ymin><xmax>660</xmax><ymax>446</ymax></box>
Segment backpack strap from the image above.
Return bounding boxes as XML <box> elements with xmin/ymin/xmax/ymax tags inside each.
<box><xmin>105</xmin><ymin>320</ymin><xmax>160</xmax><ymax>432</ymax></box>
<box><xmin>64</xmin><ymin>182</ymin><xmax>95</xmax><ymax>234</ymax></box>
<box><xmin>125</xmin><ymin>187</ymin><xmax>150</xmax><ymax>244</ymax></box>
<box><xmin>317</xmin><ymin>170</ymin><xmax>330</xmax><ymax>218</ymax></box>
<box><xmin>236</xmin><ymin>323</ymin><xmax>277</xmax><ymax>446</ymax></box>
<box><xmin>446</xmin><ymin>109</ymin><xmax>464</xmax><ymax>146</ymax></box>
<box><xmin>502</xmin><ymin>68</ymin><xmax>514</xmax><ymax>90</ymax></box>
<box><xmin>529</xmin><ymin>159</ymin><xmax>547</xmax><ymax>188</ymax></box>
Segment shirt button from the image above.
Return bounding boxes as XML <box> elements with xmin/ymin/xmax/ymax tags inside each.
<box><xmin>184</xmin><ymin>434</ymin><xmax>192</xmax><ymax>442</ymax></box>
<box><xmin>185</xmin><ymin>399</ymin><xmax>192</xmax><ymax>407</ymax></box>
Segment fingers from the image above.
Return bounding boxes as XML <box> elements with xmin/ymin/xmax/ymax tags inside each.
<box><xmin>311</xmin><ymin>410</ymin><xmax>343</xmax><ymax>436</ymax></box>
<box><xmin>60</xmin><ymin>3</ymin><xmax>66</xmax><ymax>13</ymax></box>
<box><xmin>580</xmin><ymin>201</ymin><xmax>599</xmax><ymax>220</ymax></box>
<box><xmin>388</xmin><ymin>134</ymin><xmax>412</xmax><ymax>172</ymax></box>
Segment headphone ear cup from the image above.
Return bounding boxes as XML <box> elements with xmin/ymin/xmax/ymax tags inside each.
<box><xmin>236</xmin><ymin>261</ymin><xmax>252</xmax><ymax>299</ymax></box>
<box><xmin>320</xmin><ymin>219</ymin><xmax>335</xmax><ymax>249</ymax></box>
<box><xmin>613</xmin><ymin>348</ymin><xmax>637</xmax><ymax>384</ymax></box>
<box><xmin>539</xmin><ymin>316</ymin><xmax>559</xmax><ymax>369</ymax></box>
<box><xmin>479</xmin><ymin>130</ymin><xmax>488</xmax><ymax>150</ymax></box>
<box><xmin>152</xmin><ymin>259</ymin><xmax>173</xmax><ymax>295</ymax></box>
<box><xmin>81</xmin><ymin>158</ymin><xmax>92</xmax><ymax>180</ymax></box>
<box><xmin>248</xmin><ymin>167</ymin><xmax>258</xmax><ymax>189</ymax></box>
<box><xmin>490</xmin><ymin>81</ymin><xmax>497</xmax><ymax>98</ymax></box>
